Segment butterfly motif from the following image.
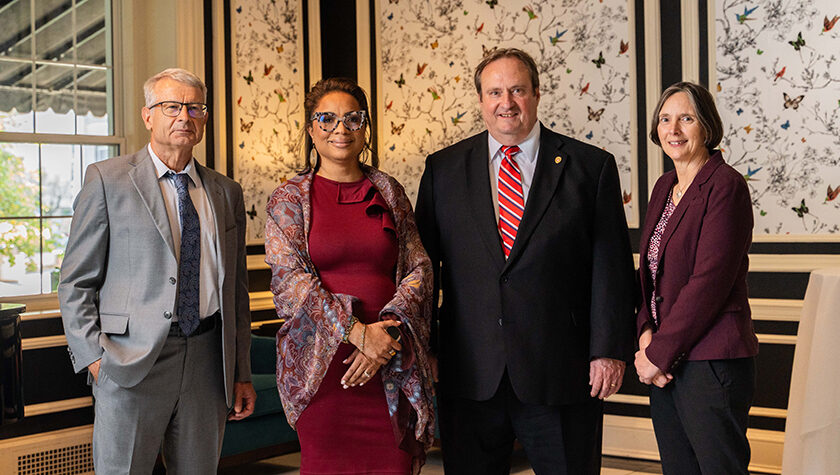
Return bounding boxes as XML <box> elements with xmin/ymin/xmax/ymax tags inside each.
<box><xmin>585</xmin><ymin>131</ymin><xmax>594</xmax><ymax>140</ymax></box>
<box><xmin>272</xmin><ymin>128</ymin><xmax>278</xmax><ymax>136</ymax></box>
<box><xmin>824</xmin><ymin>15</ymin><xmax>839</xmax><ymax>33</ymax></box>
<box><xmin>716</xmin><ymin>82</ymin><xmax>722</xmax><ymax>92</ymax></box>
<box><xmin>237</xmin><ymin>96</ymin><xmax>242</xmax><ymax>106</ymax></box>
<box><xmin>591</xmin><ymin>51</ymin><xmax>605</xmax><ymax>69</ymax></box>
<box><xmin>791</xmin><ymin>199</ymin><xmax>809</xmax><ymax>218</ymax></box>
<box><xmin>387</xmin><ymin>12</ymin><xmax>394</xmax><ymax>20</ymax></box>
<box><xmin>735</xmin><ymin>5</ymin><xmax>758</xmax><ymax>24</ymax></box>
<box><xmin>482</xmin><ymin>44</ymin><xmax>498</xmax><ymax>57</ymax></box>
<box><xmin>276</xmin><ymin>45</ymin><xmax>284</xmax><ymax>53</ymax></box>
<box><xmin>744</xmin><ymin>124</ymin><xmax>753</xmax><ymax>133</ymax></box>
<box><xmin>566</xmin><ymin>68</ymin><xmax>572</xmax><ymax>74</ymax></box>
<box><xmin>826</xmin><ymin>185</ymin><xmax>840</xmax><ymax>202</ymax></box>
<box><xmin>736</xmin><ymin>108</ymin><xmax>744</xmax><ymax>115</ymax></box>
<box><xmin>416</xmin><ymin>63</ymin><xmax>428</xmax><ymax>76</ymax></box>
<box><xmin>781</xmin><ymin>120</ymin><xmax>790</xmax><ymax>130</ymax></box>
<box><xmin>238</xmin><ymin>141</ymin><xmax>245</xmax><ymax>149</ymax></box>
<box><xmin>756</xmin><ymin>49</ymin><xmax>764</xmax><ymax>55</ymax></box>
<box><xmin>240</xmin><ymin>118</ymin><xmax>254</xmax><ymax>133</ymax></box>
<box><xmin>274</xmin><ymin>89</ymin><xmax>286</xmax><ymax>102</ymax></box>
<box><xmin>451</xmin><ymin>111</ymin><xmax>466</xmax><ymax>125</ymax></box>
<box><xmin>522</xmin><ymin>6</ymin><xmax>536</xmax><ymax>20</ymax></box>
<box><xmin>486</xmin><ymin>0</ymin><xmax>498</xmax><ymax>8</ymax></box>
<box><xmin>619</xmin><ymin>40</ymin><xmax>629</xmax><ymax>55</ymax></box>
<box><xmin>743</xmin><ymin>166</ymin><xmax>762</xmax><ymax>181</ymax></box>
<box><xmin>774</xmin><ymin>66</ymin><xmax>786</xmax><ymax>81</ymax></box>
<box><xmin>759</xmin><ymin>210</ymin><xmax>767</xmax><ymax>216</ymax></box>
<box><xmin>389</xmin><ymin>0</ymin><xmax>398</xmax><ymax>3</ymax></box>
<box><xmin>587</xmin><ymin>106</ymin><xmax>605</xmax><ymax>121</ymax></box>
<box><xmin>394</xmin><ymin>73</ymin><xmax>405</xmax><ymax>88</ymax></box>
<box><xmin>389</xmin><ymin>144</ymin><xmax>396</xmax><ymax>151</ymax></box>
<box><xmin>246</xmin><ymin>204</ymin><xmax>257</xmax><ymax>220</ymax></box>
<box><xmin>391</xmin><ymin>121</ymin><xmax>405</xmax><ymax>135</ymax></box>
<box><xmin>264</xmin><ymin>64</ymin><xmax>274</xmax><ymax>76</ymax></box>
<box><xmin>430</xmin><ymin>40</ymin><xmax>439</xmax><ymax>49</ymax></box>
<box><xmin>622</xmin><ymin>190</ymin><xmax>632</xmax><ymax>204</ymax></box>
<box><xmin>801</xmin><ymin>137</ymin><xmax>807</xmax><ymax>143</ymax></box>
<box><xmin>454</xmin><ymin>75</ymin><xmax>461</xmax><ymax>82</ymax></box>
<box><xmin>783</xmin><ymin>92</ymin><xmax>804</xmax><ymax>110</ymax></box>
<box><xmin>243</xmin><ymin>70</ymin><xmax>254</xmax><ymax>85</ymax></box>
<box><xmin>476</xmin><ymin>23</ymin><xmax>485</xmax><ymax>35</ymax></box>
<box><xmin>549</xmin><ymin>29</ymin><xmax>567</xmax><ymax>45</ymax></box>
<box><xmin>789</xmin><ymin>32</ymin><xmax>805</xmax><ymax>51</ymax></box>
<box><xmin>236</xmin><ymin>6</ymin><xmax>242</xmax><ymax>13</ymax></box>
<box><xmin>385</xmin><ymin>100</ymin><xmax>393</xmax><ymax>111</ymax></box>
<box><xmin>428</xmin><ymin>87</ymin><xmax>441</xmax><ymax>100</ymax></box>
<box><xmin>580</xmin><ymin>82</ymin><xmax>590</xmax><ymax>96</ymax></box>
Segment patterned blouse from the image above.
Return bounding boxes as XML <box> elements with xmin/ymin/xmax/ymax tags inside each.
<box><xmin>264</xmin><ymin>165</ymin><xmax>436</xmax><ymax>469</ymax></box>
<box><xmin>647</xmin><ymin>189</ymin><xmax>677</xmax><ymax>326</ymax></box>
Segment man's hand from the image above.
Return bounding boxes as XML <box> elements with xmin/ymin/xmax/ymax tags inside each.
<box><xmin>88</xmin><ymin>359</ymin><xmax>101</xmax><ymax>384</ymax></box>
<box><xmin>228</xmin><ymin>382</ymin><xmax>256</xmax><ymax>421</ymax></box>
<box><xmin>589</xmin><ymin>357</ymin><xmax>625</xmax><ymax>399</ymax></box>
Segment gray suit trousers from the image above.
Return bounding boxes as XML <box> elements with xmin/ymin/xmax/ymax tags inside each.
<box><xmin>91</xmin><ymin>324</ymin><xmax>228</xmax><ymax>474</ymax></box>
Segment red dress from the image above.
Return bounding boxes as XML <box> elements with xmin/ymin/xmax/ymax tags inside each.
<box><xmin>295</xmin><ymin>174</ymin><xmax>411</xmax><ymax>474</ymax></box>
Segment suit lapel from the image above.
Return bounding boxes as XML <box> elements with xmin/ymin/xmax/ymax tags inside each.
<box><xmin>128</xmin><ymin>149</ymin><xmax>176</xmax><ymax>258</ymax></box>
<box><xmin>639</xmin><ymin>173</ymin><xmax>673</xmax><ymax>260</ymax></box>
<box><xmin>504</xmin><ymin>126</ymin><xmax>567</xmax><ymax>268</ymax></box>
<box><xmin>198</xmin><ymin>163</ymin><xmax>227</xmax><ymax>281</ymax></box>
<box><xmin>464</xmin><ymin>133</ymin><xmax>506</xmax><ymax>268</ymax></box>
<box><xmin>657</xmin><ymin>153</ymin><xmax>724</xmax><ymax>255</ymax></box>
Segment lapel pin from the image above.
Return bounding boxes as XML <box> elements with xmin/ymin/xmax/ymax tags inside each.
<box><xmin>554</xmin><ymin>156</ymin><xmax>562</xmax><ymax>164</ymax></box>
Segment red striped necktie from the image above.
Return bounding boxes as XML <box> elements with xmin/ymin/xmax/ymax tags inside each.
<box><xmin>498</xmin><ymin>145</ymin><xmax>524</xmax><ymax>258</ymax></box>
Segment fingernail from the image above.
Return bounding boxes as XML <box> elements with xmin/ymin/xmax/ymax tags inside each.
<box><xmin>341</xmin><ymin>380</ymin><xmax>345</xmax><ymax>385</ymax></box>
<box><xmin>342</xmin><ymin>385</ymin><xmax>348</xmax><ymax>389</ymax></box>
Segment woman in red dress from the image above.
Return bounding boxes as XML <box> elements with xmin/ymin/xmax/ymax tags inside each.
<box><xmin>265</xmin><ymin>78</ymin><xmax>435</xmax><ymax>474</ymax></box>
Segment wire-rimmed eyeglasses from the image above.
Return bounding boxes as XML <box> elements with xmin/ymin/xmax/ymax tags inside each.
<box><xmin>311</xmin><ymin>110</ymin><xmax>367</xmax><ymax>132</ymax></box>
<box><xmin>148</xmin><ymin>101</ymin><xmax>208</xmax><ymax>119</ymax></box>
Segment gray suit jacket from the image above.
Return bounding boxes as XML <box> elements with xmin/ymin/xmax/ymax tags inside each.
<box><xmin>58</xmin><ymin>147</ymin><xmax>251</xmax><ymax>405</ymax></box>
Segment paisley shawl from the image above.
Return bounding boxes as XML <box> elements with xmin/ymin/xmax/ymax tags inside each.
<box><xmin>265</xmin><ymin>165</ymin><xmax>435</xmax><ymax>470</ymax></box>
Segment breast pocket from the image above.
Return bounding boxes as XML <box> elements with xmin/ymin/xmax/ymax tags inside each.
<box><xmin>100</xmin><ymin>313</ymin><xmax>129</xmax><ymax>335</ymax></box>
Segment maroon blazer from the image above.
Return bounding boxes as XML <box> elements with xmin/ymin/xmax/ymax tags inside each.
<box><xmin>637</xmin><ymin>151</ymin><xmax>759</xmax><ymax>373</ymax></box>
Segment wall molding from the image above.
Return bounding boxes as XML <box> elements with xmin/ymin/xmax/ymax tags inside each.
<box><xmin>608</xmin><ymin>394</ymin><xmax>787</xmax><ymax>419</ymax></box>
<box><xmin>680</xmin><ymin>0</ymin><xmax>700</xmax><ymax>82</ymax></box>
<box><xmin>643</xmin><ymin>0</ymin><xmax>663</xmax><ymax>197</ymax></box>
<box><xmin>25</xmin><ymin>397</ymin><xmax>93</xmax><ymax>418</ymax></box>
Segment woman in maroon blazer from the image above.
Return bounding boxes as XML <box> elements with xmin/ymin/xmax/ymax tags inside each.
<box><xmin>634</xmin><ymin>82</ymin><xmax>759</xmax><ymax>475</ymax></box>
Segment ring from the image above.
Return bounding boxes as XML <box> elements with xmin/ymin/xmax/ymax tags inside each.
<box><xmin>363</xmin><ymin>370</ymin><xmax>370</xmax><ymax>377</ymax></box>
<box><xmin>610</xmin><ymin>383</ymin><xmax>616</xmax><ymax>387</ymax></box>
<box><xmin>388</xmin><ymin>350</ymin><xmax>396</xmax><ymax>357</ymax></box>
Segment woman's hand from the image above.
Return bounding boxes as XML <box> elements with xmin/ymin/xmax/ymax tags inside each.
<box><xmin>349</xmin><ymin>320</ymin><xmax>402</xmax><ymax>365</ymax></box>
<box><xmin>341</xmin><ymin>349</ymin><xmax>381</xmax><ymax>388</ymax></box>
<box><xmin>634</xmin><ymin>347</ymin><xmax>673</xmax><ymax>388</ymax></box>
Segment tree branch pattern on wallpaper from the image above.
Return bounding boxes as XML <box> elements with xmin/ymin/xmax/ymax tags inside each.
<box><xmin>232</xmin><ymin>0</ymin><xmax>305</xmax><ymax>243</ymax></box>
<box><xmin>716</xmin><ymin>0</ymin><xmax>840</xmax><ymax>236</ymax></box>
<box><xmin>376</xmin><ymin>0</ymin><xmax>638</xmax><ymax>226</ymax></box>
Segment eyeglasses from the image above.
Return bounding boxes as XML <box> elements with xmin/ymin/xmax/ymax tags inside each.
<box><xmin>148</xmin><ymin>101</ymin><xmax>208</xmax><ymax>119</ymax></box>
<box><xmin>311</xmin><ymin>110</ymin><xmax>366</xmax><ymax>132</ymax></box>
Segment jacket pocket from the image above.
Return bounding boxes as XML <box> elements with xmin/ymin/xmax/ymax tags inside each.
<box><xmin>100</xmin><ymin>313</ymin><xmax>129</xmax><ymax>335</ymax></box>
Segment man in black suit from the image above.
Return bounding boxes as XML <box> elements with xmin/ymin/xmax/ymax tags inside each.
<box><xmin>415</xmin><ymin>48</ymin><xmax>636</xmax><ymax>474</ymax></box>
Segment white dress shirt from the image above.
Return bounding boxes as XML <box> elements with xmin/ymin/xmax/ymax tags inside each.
<box><xmin>148</xmin><ymin>144</ymin><xmax>220</xmax><ymax>319</ymax></box>
<box><xmin>488</xmin><ymin>121</ymin><xmax>541</xmax><ymax>222</ymax></box>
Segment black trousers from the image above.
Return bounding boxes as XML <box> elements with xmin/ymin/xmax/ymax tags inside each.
<box><xmin>650</xmin><ymin>357</ymin><xmax>756</xmax><ymax>475</ymax></box>
<box><xmin>438</xmin><ymin>372</ymin><xmax>603</xmax><ymax>475</ymax></box>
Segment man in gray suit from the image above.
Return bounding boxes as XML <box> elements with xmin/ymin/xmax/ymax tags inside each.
<box><xmin>59</xmin><ymin>68</ymin><xmax>255</xmax><ymax>473</ymax></box>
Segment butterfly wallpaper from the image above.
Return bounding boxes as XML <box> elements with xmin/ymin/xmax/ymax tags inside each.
<box><xmin>231</xmin><ymin>0</ymin><xmax>305</xmax><ymax>243</ymax></box>
<box><xmin>375</xmin><ymin>0</ymin><xmax>639</xmax><ymax>227</ymax></box>
<box><xmin>715</xmin><ymin>0</ymin><xmax>840</xmax><ymax>236</ymax></box>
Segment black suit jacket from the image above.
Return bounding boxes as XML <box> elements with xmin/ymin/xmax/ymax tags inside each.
<box><xmin>415</xmin><ymin>124</ymin><xmax>636</xmax><ymax>405</ymax></box>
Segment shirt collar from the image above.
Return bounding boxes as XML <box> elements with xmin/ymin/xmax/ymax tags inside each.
<box><xmin>147</xmin><ymin>143</ymin><xmax>201</xmax><ymax>186</ymax></box>
<box><xmin>488</xmin><ymin>121</ymin><xmax>541</xmax><ymax>163</ymax></box>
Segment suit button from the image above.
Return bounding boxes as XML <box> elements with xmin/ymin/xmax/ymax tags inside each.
<box><xmin>169</xmin><ymin>277</ymin><xmax>176</xmax><ymax>285</ymax></box>
<box><xmin>498</xmin><ymin>318</ymin><xmax>503</xmax><ymax>326</ymax></box>
<box><xmin>502</xmin><ymin>276</ymin><xmax>509</xmax><ymax>283</ymax></box>
<box><xmin>654</xmin><ymin>296</ymin><xmax>663</xmax><ymax>303</ymax></box>
<box><xmin>164</xmin><ymin>311</ymin><xmax>172</xmax><ymax>319</ymax></box>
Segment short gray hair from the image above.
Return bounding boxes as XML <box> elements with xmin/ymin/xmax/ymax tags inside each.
<box><xmin>143</xmin><ymin>68</ymin><xmax>207</xmax><ymax>107</ymax></box>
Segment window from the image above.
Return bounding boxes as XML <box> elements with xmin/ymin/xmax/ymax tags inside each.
<box><xmin>0</xmin><ymin>0</ymin><xmax>121</xmax><ymax>298</ymax></box>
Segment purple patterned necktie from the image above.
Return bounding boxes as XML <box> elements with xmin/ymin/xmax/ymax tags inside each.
<box><xmin>170</xmin><ymin>172</ymin><xmax>201</xmax><ymax>336</ymax></box>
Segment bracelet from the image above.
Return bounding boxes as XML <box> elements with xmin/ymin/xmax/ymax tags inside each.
<box><xmin>360</xmin><ymin>323</ymin><xmax>366</xmax><ymax>353</ymax></box>
<box><xmin>342</xmin><ymin>315</ymin><xmax>358</xmax><ymax>344</ymax></box>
